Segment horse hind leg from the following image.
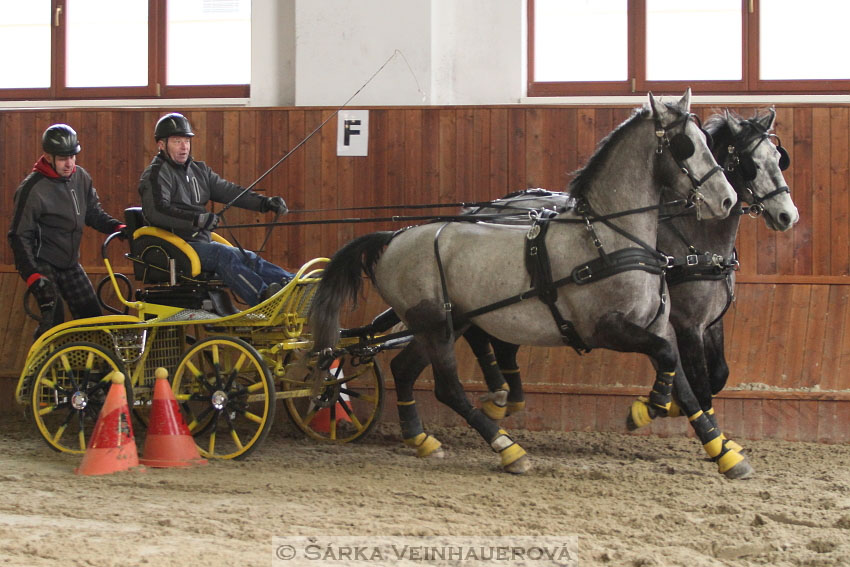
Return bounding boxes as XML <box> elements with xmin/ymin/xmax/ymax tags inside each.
<box><xmin>463</xmin><ymin>326</ymin><xmax>509</xmax><ymax>420</ymax></box>
<box><xmin>390</xmin><ymin>342</ymin><xmax>444</xmax><ymax>459</ymax></box>
<box><xmin>491</xmin><ymin>338</ymin><xmax>525</xmax><ymax>416</ymax></box>
<box><xmin>411</xmin><ymin>305</ymin><xmax>530</xmax><ymax>474</ymax></box>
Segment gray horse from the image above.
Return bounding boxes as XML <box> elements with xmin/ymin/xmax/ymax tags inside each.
<box><xmin>310</xmin><ymin>91</ymin><xmax>746</xmax><ymax>477</ymax></box>
<box><xmin>464</xmin><ymin>109</ymin><xmax>798</xmax><ymax>454</ymax></box>
<box><xmin>628</xmin><ymin>108</ymin><xmax>799</xmax><ymax>431</ymax></box>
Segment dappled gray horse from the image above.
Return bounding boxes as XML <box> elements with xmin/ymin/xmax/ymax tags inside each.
<box><xmin>628</xmin><ymin>108</ymin><xmax>798</xmax><ymax>432</ymax></box>
<box><xmin>310</xmin><ymin>91</ymin><xmax>748</xmax><ymax>477</ymax></box>
<box><xmin>466</xmin><ymin>109</ymin><xmax>798</xmax><ymax>435</ymax></box>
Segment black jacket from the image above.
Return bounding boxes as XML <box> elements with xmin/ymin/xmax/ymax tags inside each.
<box><xmin>8</xmin><ymin>159</ymin><xmax>122</xmax><ymax>280</ymax></box>
<box><xmin>138</xmin><ymin>151</ymin><xmax>267</xmax><ymax>242</ymax></box>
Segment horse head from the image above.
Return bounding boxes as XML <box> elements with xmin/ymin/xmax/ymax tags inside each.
<box><xmin>716</xmin><ymin>108</ymin><xmax>800</xmax><ymax>231</ymax></box>
<box><xmin>648</xmin><ymin>89</ymin><xmax>736</xmax><ymax>220</ymax></box>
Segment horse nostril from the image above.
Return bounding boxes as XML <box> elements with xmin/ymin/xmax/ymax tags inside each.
<box><xmin>722</xmin><ymin>198</ymin><xmax>733</xmax><ymax>211</ymax></box>
<box><xmin>780</xmin><ymin>212</ymin><xmax>791</xmax><ymax>226</ymax></box>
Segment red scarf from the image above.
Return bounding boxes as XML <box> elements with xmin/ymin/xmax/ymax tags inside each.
<box><xmin>32</xmin><ymin>155</ymin><xmax>75</xmax><ymax>178</ymax></box>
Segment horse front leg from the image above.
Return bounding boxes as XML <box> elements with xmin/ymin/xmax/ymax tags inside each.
<box><xmin>627</xmin><ymin>325</ymin><xmax>708</xmax><ymax>429</ymax></box>
<box><xmin>701</xmin><ymin>321</ymin><xmax>743</xmax><ymax>453</ymax></box>
<box><xmin>594</xmin><ymin>312</ymin><xmax>752</xmax><ymax>479</ymax></box>
<box><xmin>390</xmin><ymin>342</ymin><xmax>444</xmax><ymax>459</ymax></box>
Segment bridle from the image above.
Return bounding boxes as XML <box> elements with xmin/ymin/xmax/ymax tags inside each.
<box><xmin>722</xmin><ymin>120</ymin><xmax>791</xmax><ymax>218</ymax></box>
<box><xmin>654</xmin><ymin>112</ymin><xmax>725</xmax><ymax>219</ymax></box>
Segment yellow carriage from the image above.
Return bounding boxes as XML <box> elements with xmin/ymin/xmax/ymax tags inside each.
<box><xmin>14</xmin><ymin>209</ymin><xmax>385</xmax><ymax>459</ymax></box>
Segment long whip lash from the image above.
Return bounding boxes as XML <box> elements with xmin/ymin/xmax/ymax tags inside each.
<box><xmin>216</xmin><ymin>50</ymin><xmax>424</xmax><ymax>256</ymax></box>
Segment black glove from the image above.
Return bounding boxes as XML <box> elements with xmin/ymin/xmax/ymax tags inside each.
<box><xmin>263</xmin><ymin>196</ymin><xmax>288</xmax><ymax>215</ymax></box>
<box><xmin>195</xmin><ymin>212</ymin><xmax>219</xmax><ymax>231</ymax></box>
<box><xmin>29</xmin><ymin>277</ymin><xmax>57</xmax><ymax>310</ymax></box>
<box><xmin>116</xmin><ymin>224</ymin><xmax>132</xmax><ymax>241</ymax></box>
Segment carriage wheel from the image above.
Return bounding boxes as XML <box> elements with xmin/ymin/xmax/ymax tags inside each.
<box><xmin>281</xmin><ymin>349</ymin><xmax>384</xmax><ymax>443</ymax></box>
<box><xmin>30</xmin><ymin>342</ymin><xmax>129</xmax><ymax>454</ymax></box>
<box><xmin>171</xmin><ymin>337</ymin><xmax>275</xmax><ymax>460</ymax></box>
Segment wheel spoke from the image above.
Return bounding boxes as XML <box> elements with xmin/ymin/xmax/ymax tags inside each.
<box><xmin>229</xmin><ymin>428</ymin><xmax>244</xmax><ymax>450</ymax></box>
<box><xmin>186</xmin><ymin>404</ymin><xmax>216</xmax><ymax>432</ymax></box>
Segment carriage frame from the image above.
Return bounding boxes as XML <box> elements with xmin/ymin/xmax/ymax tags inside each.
<box><xmin>13</xmin><ymin>231</ymin><xmax>387</xmax><ymax>460</ymax></box>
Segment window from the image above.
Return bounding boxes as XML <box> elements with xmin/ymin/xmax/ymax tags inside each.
<box><xmin>0</xmin><ymin>0</ymin><xmax>250</xmax><ymax>100</ymax></box>
<box><xmin>529</xmin><ymin>0</ymin><xmax>850</xmax><ymax>96</ymax></box>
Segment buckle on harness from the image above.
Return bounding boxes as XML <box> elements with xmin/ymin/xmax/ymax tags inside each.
<box><xmin>686</xmin><ymin>254</ymin><xmax>699</xmax><ymax>266</ymax></box>
<box><xmin>575</xmin><ymin>266</ymin><xmax>593</xmax><ymax>282</ymax></box>
<box><xmin>442</xmin><ymin>302</ymin><xmax>452</xmax><ymax>312</ymax></box>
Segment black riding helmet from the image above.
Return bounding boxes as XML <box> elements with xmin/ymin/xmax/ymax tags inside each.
<box><xmin>154</xmin><ymin>112</ymin><xmax>195</xmax><ymax>141</ymax></box>
<box><xmin>42</xmin><ymin>124</ymin><xmax>81</xmax><ymax>156</ymax></box>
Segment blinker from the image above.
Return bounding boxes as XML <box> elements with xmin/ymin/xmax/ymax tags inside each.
<box><xmin>669</xmin><ymin>133</ymin><xmax>695</xmax><ymax>161</ymax></box>
<box><xmin>777</xmin><ymin>145</ymin><xmax>790</xmax><ymax>171</ymax></box>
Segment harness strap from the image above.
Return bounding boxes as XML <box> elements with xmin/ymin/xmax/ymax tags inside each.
<box><xmin>433</xmin><ymin>223</ymin><xmax>454</xmax><ymax>339</ymax></box>
<box><xmin>572</xmin><ymin>248</ymin><xmax>667</xmax><ymax>285</ymax></box>
<box><xmin>524</xmin><ymin>220</ymin><xmax>589</xmax><ymax>353</ymax></box>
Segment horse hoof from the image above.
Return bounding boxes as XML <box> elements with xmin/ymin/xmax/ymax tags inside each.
<box><xmin>504</xmin><ymin>454</ymin><xmax>531</xmax><ymax>474</ymax></box>
<box><xmin>427</xmin><ymin>447</ymin><xmax>446</xmax><ymax>459</ymax></box>
<box><xmin>627</xmin><ymin>397</ymin><xmax>654</xmax><ymax>431</ymax></box>
<box><xmin>506</xmin><ymin>401</ymin><xmax>526</xmax><ymax>416</ymax></box>
<box><xmin>480</xmin><ymin>390</ymin><xmax>508</xmax><ymax>420</ymax></box>
<box><xmin>723</xmin><ymin>458</ymin><xmax>754</xmax><ymax>480</ymax></box>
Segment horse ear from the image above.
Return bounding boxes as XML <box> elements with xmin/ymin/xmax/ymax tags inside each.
<box><xmin>726</xmin><ymin>110</ymin><xmax>743</xmax><ymax>136</ymax></box>
<box><xmin>762</xmin><ymin>107</ymin><xmax>777</xmax><ymax>130</ymax></box>
<box><xmin>648</xmin><ymin>92</ymin><xmax>662</xmax><ymax>117</ymax></box>
<box><xmin>676</xmin><ymin>88</ymin><xmax>692</xmax><ymax>113</ymax></box>
<box><xmin>648</xmin><ymin>92</ymin><xmax>672</xmax><ymax>122</ymax></box>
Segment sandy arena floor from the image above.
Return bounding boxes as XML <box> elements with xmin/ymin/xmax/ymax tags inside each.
<box><xmin>1</xmin><ymin>408</ymin><xmax>849</xmax><ymax>567</ymax></box>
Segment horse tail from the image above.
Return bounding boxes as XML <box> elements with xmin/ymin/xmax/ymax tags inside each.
<box><xmin>310</xmin><ymin>231</ymin><xmax>395</xmax><ymax>351</ymax></box>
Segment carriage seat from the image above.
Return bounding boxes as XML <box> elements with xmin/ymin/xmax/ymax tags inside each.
<box><xmin>124</xmin><ymin>207</ymin><xmax>238</xmax><ymax>315</ymax></box>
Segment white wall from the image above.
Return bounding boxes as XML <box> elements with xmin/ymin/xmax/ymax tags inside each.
<box><xmin>290</xmin><ymin>0</ymin><xmax>524</xmax><ymax>106</ymax></box>
<box><xmin>250</xmin><ymin>0</ymin><xmax>296</xmax><ymax>107</ymax></box>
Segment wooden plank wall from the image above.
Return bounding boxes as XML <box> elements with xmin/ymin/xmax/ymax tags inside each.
<box><xmin>1</xmin><ymin>104</ymin><xmax>848</xmax><ymax>442</ymax></box>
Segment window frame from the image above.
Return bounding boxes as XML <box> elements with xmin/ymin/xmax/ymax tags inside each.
<box><xmin>528</xmin><ymin>0</ymin><xmax>850</xmax><ymax>96</ymax></box>
<box><xmin>0</xmin><ymin>0</ymin><xmax>249</xmax><ymax>101</ymax></box>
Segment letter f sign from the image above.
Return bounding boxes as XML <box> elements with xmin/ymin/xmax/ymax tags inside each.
<box><xmin>344</xmin><ymin>119</ymin><xmax>361</xmax><ymax>146</ymax></box>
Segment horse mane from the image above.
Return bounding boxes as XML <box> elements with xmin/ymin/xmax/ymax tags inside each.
<box><xmin>705</xmin><ymin>109</ymin><xmax>772</xmax><ymax>150</ymax></box>
<box><xmin>704</xmin><ymin>112</ymin><xmax>734</xmax><ymax>151</ymax></box>
<box><xmin>569</xmin><ymin>103</ymin><xmax>676</xmax><ymax>200</ymax></box>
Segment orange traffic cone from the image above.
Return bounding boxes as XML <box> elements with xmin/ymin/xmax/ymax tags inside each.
<box><xmin>75</xmin><ymin>372</ymin><xmax>142</xmax><ymax>476</ymax></box>
<box><xmin>312</xmin><ymin>359</ymin><xmax>351</xmax><ymax>434</ymax></box>
<box><xmin>139</xmin><ymin>368</ymin><xmax>208</xmax><ymax>467</ymax></box>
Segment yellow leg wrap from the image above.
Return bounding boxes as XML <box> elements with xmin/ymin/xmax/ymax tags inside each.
<box><xmin>703</xmin><ymin>436</ymin><xmax>724</xmax><ymax>459</ymax></box>
<box><xmin>721</xmin><ymin>435</ymin><xmax>744</xmax><ymax>453</ymax></box>
<box><xmin>667</xmin><ymin>400</ymin><xmax>682</xmax><ymax>418</ymax></box>
<box><xmin>403</xmin><ymin>433</ymin><xmax>443</xmax><ymax>458</ymax></box>
<box><xmin>480</xmin><ymin>388</ymin><xmax>509</xmax><ymax>420</ymax></box>
<box><xmin>688</xmin><ymin>410</ymin><xmax>704</xmax><ymax>422</ymax></box>
<box><xmin>630</xmin><ymin>397</ymin><xmax>654</xmax><ymax>429</ymax></box>
<box><xmin>403</xmin><ymin>432</ymin><xmax>426</xmax><ymax>448</ymax></box>
<box><xmin>717</xmin><ymin>448</ymin><xmax>745</xmax><ymax>474</ymax></box>
<box><xmin>499</xmin><ymin>443</ymin><xmax>527</xmax><ymax>468</ymax></box>
<box><xmin>506</xmin><ymin>401</ymin><xmax>526</xmax><ymax>416</ymax></box>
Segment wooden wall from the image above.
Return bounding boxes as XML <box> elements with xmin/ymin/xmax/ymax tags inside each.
<box><xmin>1</xmin><ymin>104</ymin><xmax>848</xmax><ymax>442</ymax></box>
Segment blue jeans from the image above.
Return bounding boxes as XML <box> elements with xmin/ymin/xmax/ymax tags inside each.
<box><xmin>189</xmin><ymin>241</ymin><xmax>293</xmax><ymax>306</ymax></box>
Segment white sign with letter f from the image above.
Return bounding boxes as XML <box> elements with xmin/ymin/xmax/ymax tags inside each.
<box><xmin>337</xmin><ymin>110</ymin><xmax>369</xmax><ymax>156</ymax></box>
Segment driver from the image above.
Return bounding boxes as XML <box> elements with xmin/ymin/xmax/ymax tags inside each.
<box><xmin>8</xmin><ymin>124</ymin><xmax>126</xmax><ymax>339</ymax></box>
<box><xmin>138</xmin><ymin>112</ymin><xmax>292</xmax><ymax>306</ymax></box>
